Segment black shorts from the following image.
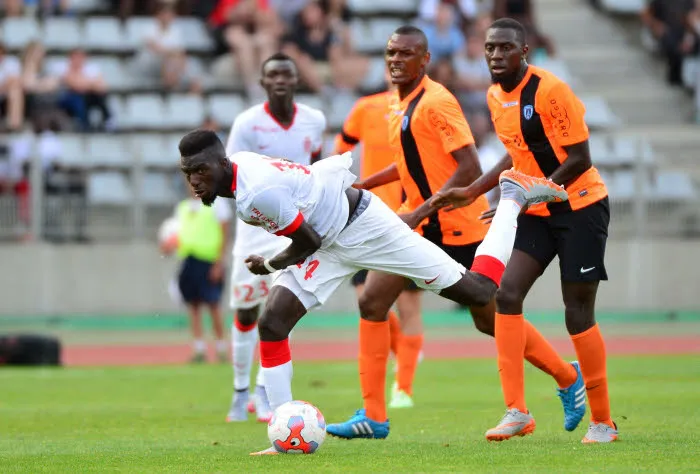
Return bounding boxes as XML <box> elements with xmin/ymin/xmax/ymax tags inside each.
<box><xmin>513</xmin><ymin>197</ymin><xmax>610</xmax><ymax>282</ymax></box>
<box><xmin>350</xmin><ymin>241</ymin><xmax>482</xmax><ymax>290</ymax></box>
<box><xmin>178</xmin><ymin>256</ymin><xmax>224</xmax><ymax>304</ymax></box>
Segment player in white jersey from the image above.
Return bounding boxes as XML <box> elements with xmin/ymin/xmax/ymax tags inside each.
<box><xmin>225</xmin><ymin>53</ymin><xmax>326</xmax><ymax>424</ymax></box>
<box><xmin>178</xmin><ymin>129</ymin><xmax>570</xmax><ymax>455</ymax></box>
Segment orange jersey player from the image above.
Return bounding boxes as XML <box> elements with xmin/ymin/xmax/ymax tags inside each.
<box><xmin>335</xmin><ymin>86</ymin><xmax>424</xmax><ymax>409</ymax></box>
<box><xmin>433</xmin><ymin>18</ymin><xmax>615</xmax><ymax>444</ymax></box>
<box><xmin>326</xmin><ymin>25</ymin><xmax>581</xmax><ymax>442</ymax></box>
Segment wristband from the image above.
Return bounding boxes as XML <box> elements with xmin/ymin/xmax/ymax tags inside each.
<box><xmin>263</xmin><ymin>259</ymin><xmax>277</xmax><ymax>273</ymax></box>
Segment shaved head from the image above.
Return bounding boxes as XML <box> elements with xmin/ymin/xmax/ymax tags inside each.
<box><xmin>392</xmin><ymin>25</ymin><xmax>429</xmax><ymax>53</ymax></box>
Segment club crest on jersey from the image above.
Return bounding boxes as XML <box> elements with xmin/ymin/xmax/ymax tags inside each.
<box><xmin>401</xmin><ymin>115</ymin><xmax>409</xmax><ymax>131</ymax></box>
<box><xmin>523</xmin><ymin>105</ymin><xmax>534</xmax><ymax>120</ymax></box>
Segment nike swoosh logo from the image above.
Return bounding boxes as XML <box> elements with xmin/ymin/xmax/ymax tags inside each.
<box><xmin>580</xmin><ymin>266</ymin><xmax>595</xmax><ymax>273</ymax></box>
<box><xmin>424</xmin><ymin>276</ymin><xmax>439</xmax><ymax>285</ymax></box>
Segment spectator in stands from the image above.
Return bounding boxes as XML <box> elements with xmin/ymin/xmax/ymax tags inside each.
<box><xmin>21</xmin><ymin>41</ymin><xmax>67</xmax><ymax>128</ymax></box>
<box><xmin>492</xmin><ymin>0</ymin><xmax>556</xmax><ymax>59</ymax></box>
<box><xmin>420</xmin><ymin>2</ymin><xmax>466</xmax><ymax>62</ymax></box>
<box><xmin>4</xmin><ymin>0</ymin><xmax>69</xmax><ymax>17</ymax></box>
<box><xmin>454</xmin><ymin>32</ymin><xmax>491</xmax><ymax>115</ymax></box>
<box><xmin>9</xmin><ymin>115</ymin><xmax>88</xmax><ymax>242</ymax></box>
<box><xmin>207</xmin><ymin>0</ymin><xmax>280</xmax><ymax>99</ymax></box>
<box><xmin>51</xmin><ymin>49</ymin><xmax>113</xmax><ymax>132</ymax></box>
<box><xmin>132</xmin><ymin>2</ymin><xmax>202</xmax><ymax>93</ymax></box>
<box><xmin>282</xmin><ymin>0</ymin><xmax>367</xmax><ymax>94</ymax></box>
<box><xmin>0</xmin><ymin>43</ymin><xmax>24</xmax><ymax>132</ymax></box>
<box><xmin>418</xmin><ymin>0</ymin><xmax>479</xmax><ymax>32</ymax></box>
<box><xmin>641</xmin><ymin>0</ymin><xmax>697</xmax><ymax>86</ymax></box>
<box><xmin>269</xmin><ymin>0</ymin><xmax>310</xmax><ymax>29</ymax></box>
<box><xmin>689</xmin><ymin>0</ymin><xmax>700</xmax><ymax>121</ymax></box>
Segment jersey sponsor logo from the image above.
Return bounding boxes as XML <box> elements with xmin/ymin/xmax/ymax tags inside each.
<box><xmin>548</xmin><ymin>98</ymin><xmax>572</xmax><ymax>138</ymax></box>
<box><xmin>252</xmin><ymin>125</ymin><xmax>279</xmax><ymax>132</ymax></box>
<box><xmin>523</xmin><ymin>105</ymin><xmax>534</xmax><ymax>120</ymax></box>
<box><xmin>502</xmin><ymin>101</ymin><xmax>519</xmax><ymax>108</ymax></box>
<box><xmin>249</xmin><ymin>208</ymin><xmax>279</xmax><ymax>231</ymax></box>
<box><xmin>427</xmin><ymin>108</ymin><xmax>456</xmax><ymax>143</ymax></box>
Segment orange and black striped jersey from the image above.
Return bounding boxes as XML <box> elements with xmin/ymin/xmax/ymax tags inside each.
<box><xmin>487</xmin><ymin>65</ymin><xmax>608</xmax><ymax>216</ymax></box>
<box><xmin>335</xmin><ymin>91</ymin><xmax>403</xmax><ymax>211</ymax></box>
<box><xmin>389</xmin><ymin>75</ymin><xmax>489</xmax><ymax>246</ymax></box>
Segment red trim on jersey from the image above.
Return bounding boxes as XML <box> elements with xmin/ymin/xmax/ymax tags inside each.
<box><xmin>230</xmin><ymin>162</ymin><xmax>238</xmax><ymax>193</ymax></box>
<box><xmin>275</xmin><ymin>212</ymin><xmax>304</xmax><ymax>236</ymax></box>
<box><xmin>264</xmin><ymin>102</ymin><xmax>297</xmax><ymax>131</ymax></box>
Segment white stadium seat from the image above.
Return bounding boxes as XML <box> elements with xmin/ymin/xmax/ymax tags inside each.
<box><xmin>84</xmin><ymin>17</ymin><xmax>126</xmax><ymax>52</ymax></box>
<box><xmin>56</xmin><ymin>134</ymin><xmax>88</xmax><ymax>168</ymax></box>
<box><xmin>654</xmin><ymin>171</ymin><xmax>697</xmax><ymax>200</ymax></box>
<box><xmin>125</xmin><ymin>17</ymin><xmax>156</xmax><ymax>50</ymax></box>
<box><xmin>207</xmin><ymin>94</ymin><xmax>247</xmax><ymax>126</ymax></box>
<box><xmin>165</xmin><ymin>94</ymin><xmax>206</xmax><ymax>129</ymax></box>
<box><xmin>88</xmin><ymin>172</ymin><xmax>132</xmax><ymax>205</ymax></box>
<box><xmin>140</xmin><ymin>172</ymin><xmax>179</xmax><ymax>205</ymax></box>
<box><xmin>123</xmin><ymin>95</ymin><xmax>167</xmax><ymax>130</ymax></box>
<box><xmin>295</xmin><ymin>94</ymin><xmax>325</xmax><ymax>112</ymax></box>
<box><xmin>599</xmin><ymin>0</ymin><xmax>645</xmax><ymax>14</ymax></box>
<box><xmin>175</xmin><ymin>17</ymin><xmax>215</xmax><ymax>52</ymax></box>
<box><xmin>43</xmin><ymin>18</ymin><xmax>82</xmax><ymax>51</ymax></box>
<box><xmin>1</xmin><ymin>17</ymin><xmax>41</xmax><ymax>50</ymax></box>
<box><xmin>130</xmin><ymin>134</ymin><xmax>169</xmax><ymax>167</ymax></box>
<box><xmin>85</xmin><ymin>134</ymin><xmax>129</xmax><ymax>167</ymax></box>
<box><xmin>65</xmin><ymin>0</ymin><xmax>109</xmax><ymax>12</ymax></box>
<box><xmin>361</xmin><ymin>57</ymin><xmax>388</xmax><ymax>91</ymax></box>
<box><xmin>327</xmin><ymin>93</ymin><xmax>360</xmax><ymax>130</ymax></box>
<box><xmin>581</xmin><ymin>95</ymin><xmax>622</xmax><ymax>130</ymax></box>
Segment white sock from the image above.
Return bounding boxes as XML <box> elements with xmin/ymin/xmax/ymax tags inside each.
<box><xmin>255</xmin><ymin>361</ymin><xmax>265</xmax><ymax>388</ymax></box>
<box><xmin>232</xmin><ymin>321</ymin><xmax>258</xmax><ymax>391</ymax></box>
<box><xmin>262</xmin><ymin>361</ymin><xmax>293</xmax><ymax>412</ymax></box>
<box><xmin>471</xmin><ymin>199</ymin><xmax>522</xmax><ymax>285</ymax></box>
<box><xmin>193</xmin><ymin>339</ymin><xmax>206</xmax><ymax>354</ymax></box>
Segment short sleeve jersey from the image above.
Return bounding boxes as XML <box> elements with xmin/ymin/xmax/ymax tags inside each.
<box><xmin>487</xmin><ymin>65</ymin><xmax>608</xmax><ymax>216</ymax></box>
<box><xmin>334</xmin><ymin>91</ymin><xmax>403</xmax><ymax>211</ymax></box>
<box><xmin>388</xmin><ymin>75</ymin><xmax>489</xmax><ymax>246</ymax></box>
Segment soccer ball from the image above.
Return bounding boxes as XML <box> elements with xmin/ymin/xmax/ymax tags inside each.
<box><xmin>157</xmin><ymin>217</ymin><xmax>179</xmax><ymax>254</ymax></box>
<box><xmin>267</xmin><ymin>401</ymin><xmax>326</xmax><ymax>454</ymax></box>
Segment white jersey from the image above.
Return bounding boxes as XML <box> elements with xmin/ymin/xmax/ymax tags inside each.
<box><xmin>230</xmin><ymin>152</ymin><xmax>355</xmax><ymax>250</ymax></box>
<box><xmin>226</xmin><ymin>102</ymin><xmax>326</xmax><ymax>256</ymax></box>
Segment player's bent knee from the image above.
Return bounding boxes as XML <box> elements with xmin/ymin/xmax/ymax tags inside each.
<box><xmin>494</xmin><ymin>285</ymin><xmax>525</xmax><ymax>314</ymax></box>
<box><xmin>257</xmin><ymin>310</ymin><xmax>290</xmax><ymax>342</ymax></box>
<box><xmin>358</xmin><ymin>293</ymin><xmax>391</xmax><ymax>322</ymax></box>
<box><xmin>236</xmin><ymin>307</ymin><xmax>259</xmax><ymax>327</ymax></box>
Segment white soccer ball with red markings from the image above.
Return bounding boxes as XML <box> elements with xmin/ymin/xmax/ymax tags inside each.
<box><xmin>267</xmin><ymin>400</ymin><xmax>326</xmax><ymax>454</ymax></box>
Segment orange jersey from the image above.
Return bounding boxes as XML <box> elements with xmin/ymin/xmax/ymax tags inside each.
<box><xmin>389</xmin><ymin>75</ymin><xmax>489</xmax><ymax>246</ymax></box>
<box><xmin>335</xmin><ymin>91</ymin><xmax>403</xmax><ymax>211</ymax></box>
<box><xmin>487</xmin><ymin>65</ymin><xmax>608</xmax><ymax>216</ymax></box>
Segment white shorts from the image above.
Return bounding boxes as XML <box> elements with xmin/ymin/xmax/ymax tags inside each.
<box><xmin>273</xmin><ymin>193</ymin><xmax>466</xmax><ymax>310</ymax></box>
<box><xmin>230</xmin><ymin>248</ymin><xmax>289</xmax><ymax>310</ymax></box>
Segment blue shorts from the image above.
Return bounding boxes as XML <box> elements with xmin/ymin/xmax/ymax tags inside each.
<box><xmin>178</xmin><ymin>256</ymin><xmax>224</xmax><ymax>305</ymax></box>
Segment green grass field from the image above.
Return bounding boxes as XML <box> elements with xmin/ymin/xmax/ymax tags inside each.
<box><xmin>2</xmin><ymin>356</ymin><xmax>699</xmax><ymax>473</ymax></box>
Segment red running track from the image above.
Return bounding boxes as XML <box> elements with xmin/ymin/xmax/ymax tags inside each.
<box><xmin>62</xmin><ymin>336</ymin><xmax>700</xmax><ymax>366</ymax></box>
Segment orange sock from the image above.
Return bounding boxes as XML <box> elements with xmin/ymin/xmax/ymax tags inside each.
<box><xmin>495</xmin><ymin>313</ymin><xmax>527</xmax><ymax>412</ymax></box>
<box><xmin>523</xmin><ymin>321</ymin><xmax>577</xmax><ymax>389</ymax></box>
<box><xmin>571</xmin><ymin>324</ymin><xmax>612</xmax><ymax>425</ymax></box>
<box><xmin>396</xmin><ymin>333</ymin><xmax>423</xmax><ymax>396</ymax></box>
<box><xmin>359</xmin><ymin>318</ymin><xmax>390</xmax><ymax>422</ymax></box>
<box><xmin>388</xmin><ymin>310</ymin><xmax>402</xmax><ymax>357</ymax></box>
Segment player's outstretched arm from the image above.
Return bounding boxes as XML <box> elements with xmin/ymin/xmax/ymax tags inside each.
<box><xmin>245</xmin><ymin>222</ymin><xmax>322</xmax><ymax>275</ymax></box>
<box><xmin>354</xmin><ymin>163</ymin><xmax>400</xmax><ymax>190</ymax></box>
<box><xmin>432</xmin><ymin>153</ymin><xmax>512</xmax><ymax>211</ymax></box>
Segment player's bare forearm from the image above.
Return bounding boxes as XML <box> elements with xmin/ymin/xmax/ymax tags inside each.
<box><xmin>469</xmin><ymin>153</ymin><xmax>512</xmax><ymax>197</ymax></box>
<box><xmin>358</xmin><ymin>163</ymin><xmax>399</xmax><ymax>190</ymax></box>
<box><xmin>548</xmin><ymin>141</ymin><xmax>592</xmax><ymax>188</ymax></box>
<box><xmin>408</xmin><ymin>145</ymin><xmax>484</xmax><ymax>224</ymax></box>
<box><xmin>269</xmin><ymin>222</ymin><xmax>322</xmax><ymax>270</ymax></box>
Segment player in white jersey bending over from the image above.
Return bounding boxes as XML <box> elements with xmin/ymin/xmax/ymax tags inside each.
<box><xmin>225</xmin><ymin>52</ymin><xmax>326</xmax><ymax>424</ymax></box>
<box><xmin>178</xmin><ymin>129</ymin><xmax>568</xmax><ymax>456</ymax></box>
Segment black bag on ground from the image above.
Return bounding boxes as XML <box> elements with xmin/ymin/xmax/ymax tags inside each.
<box><xmin>0</xmin><ymin>334</ymin><xmax>62</xmax><ymax>366</ymax></box>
